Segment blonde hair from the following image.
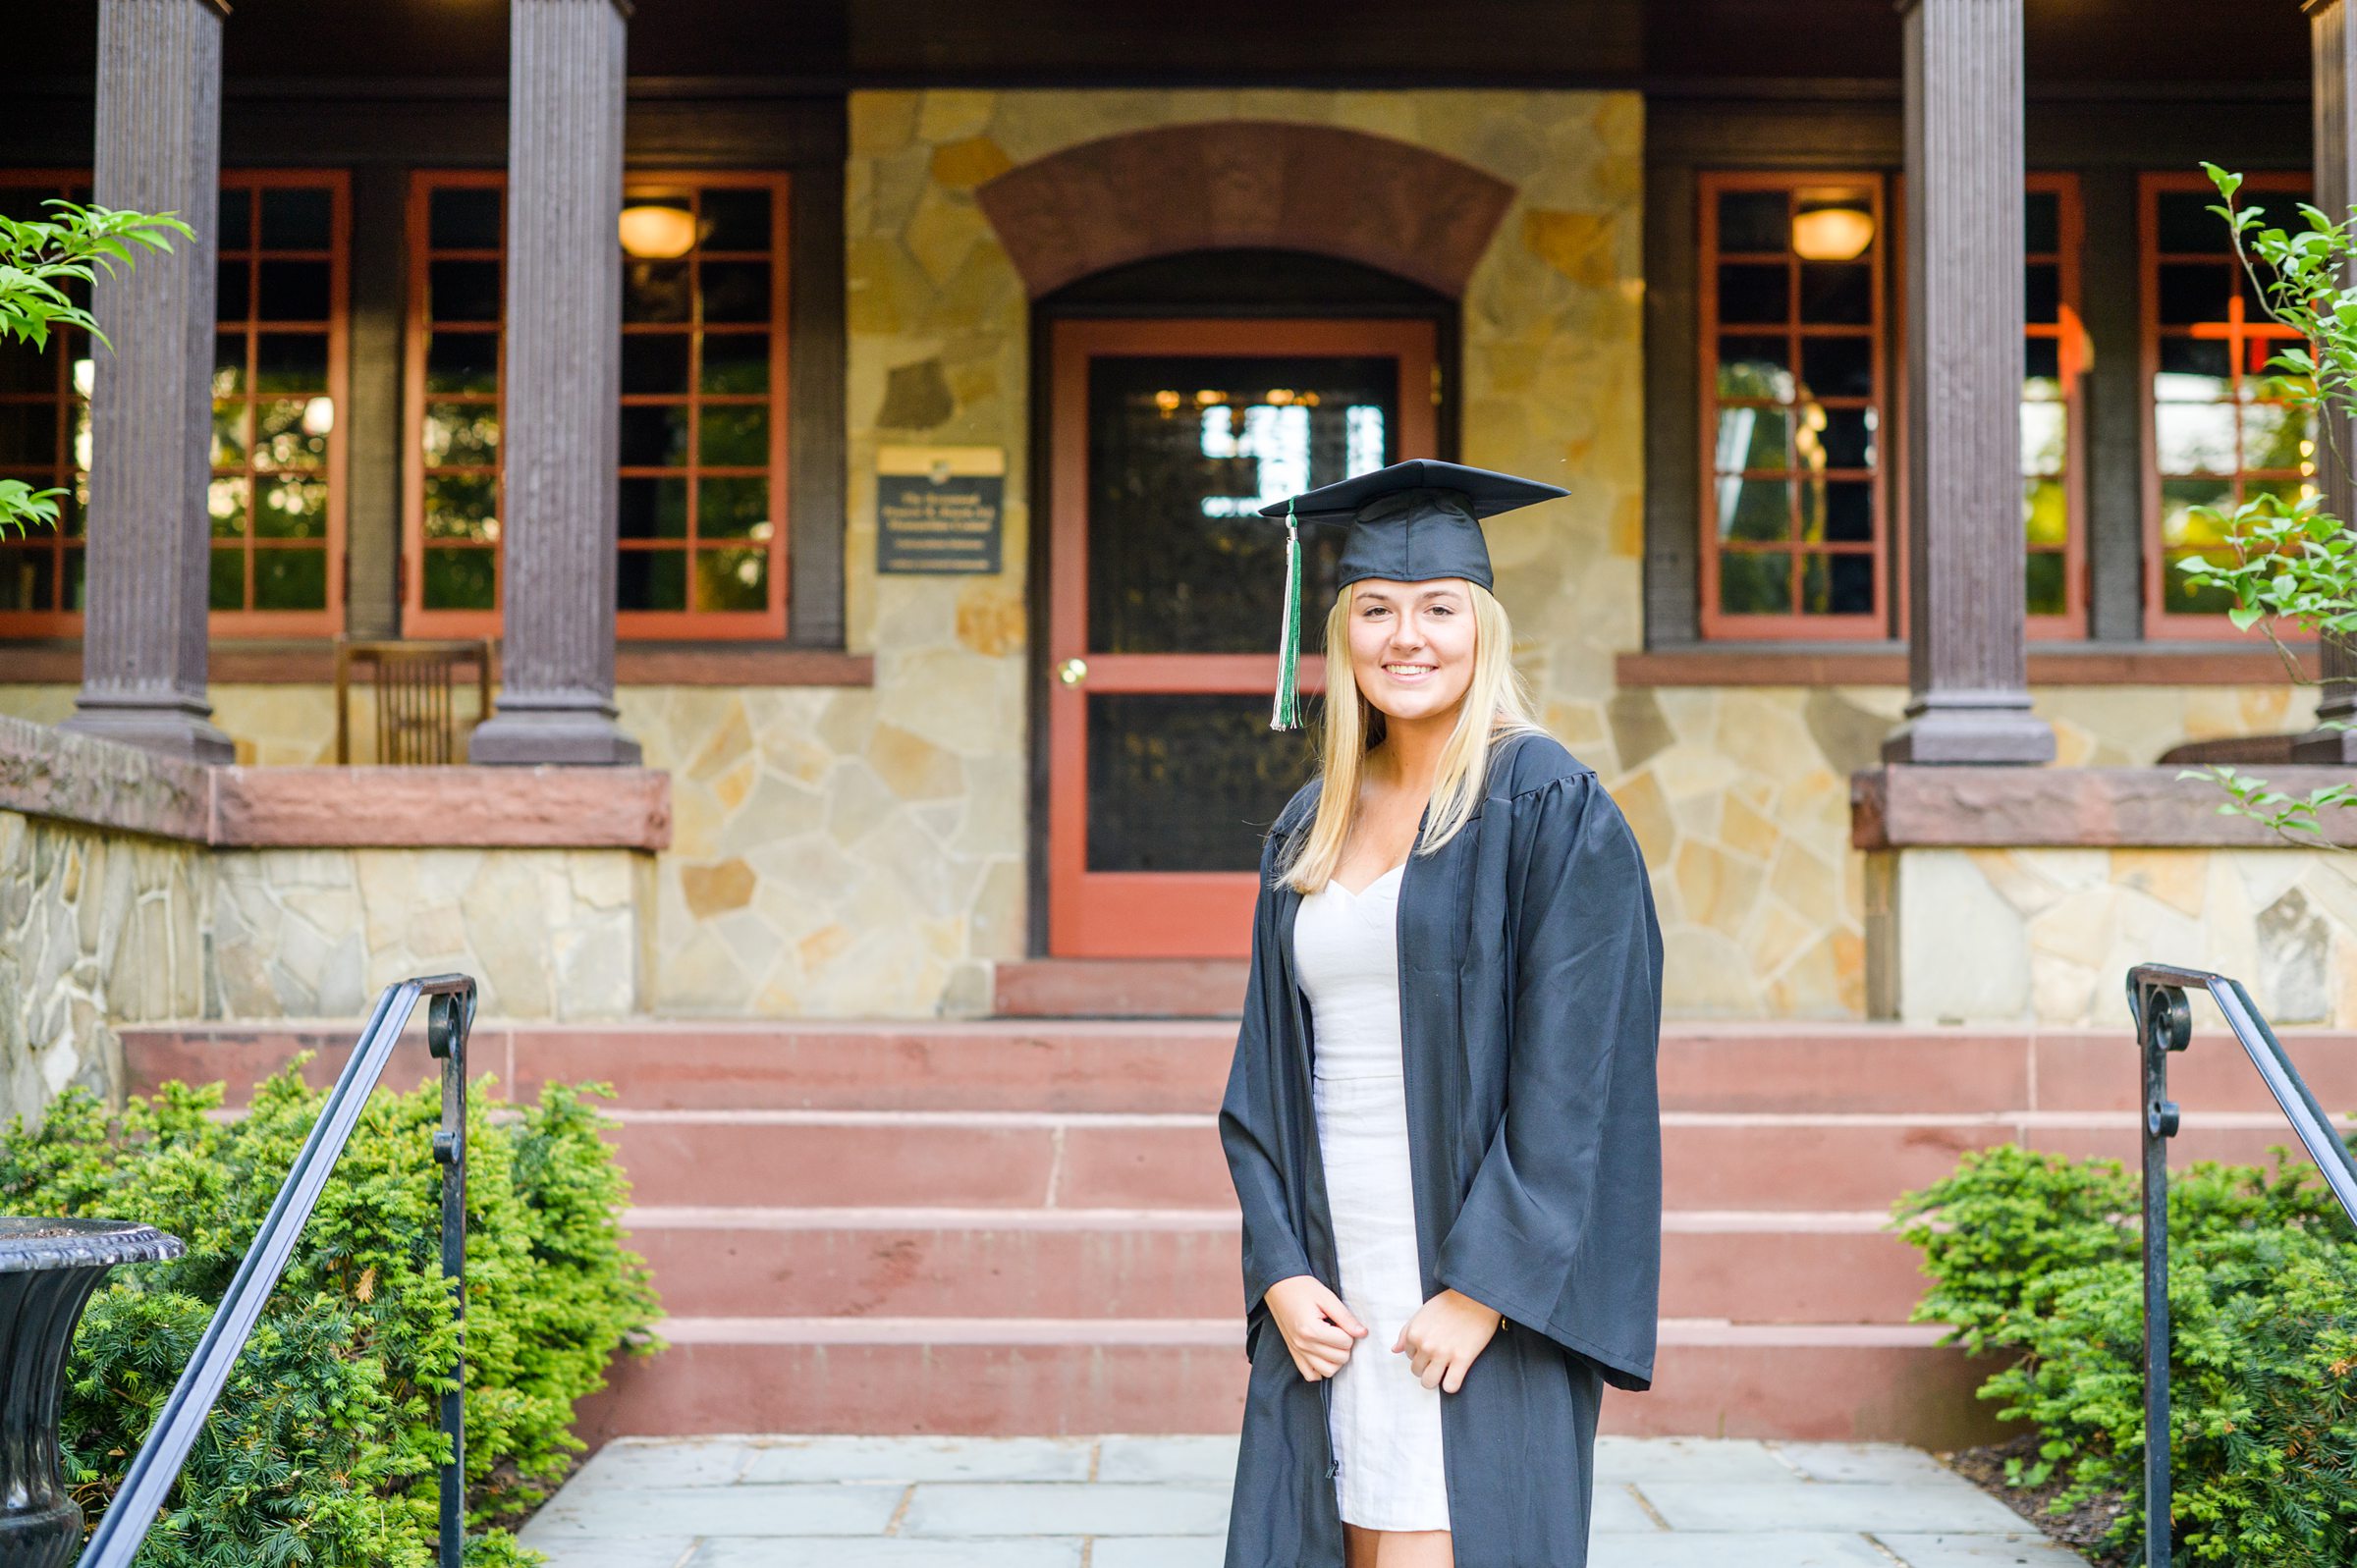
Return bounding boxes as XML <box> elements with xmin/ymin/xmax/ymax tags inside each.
<box><xmin>1279</xmin><ymin>578</ymin><xmax>1545</xmax><ymax>893</ymax></box>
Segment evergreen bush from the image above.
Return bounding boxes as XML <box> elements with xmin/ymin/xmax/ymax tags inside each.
<box><xmin>1896</xmin><ymin>1144</ymin><xmax>2357</xmax><ymax>1564</ymax></box>
<box><xmin>0</xmin><ymin>1061</ymin><xmax>662</xmax><ymax>1567</ymax></box>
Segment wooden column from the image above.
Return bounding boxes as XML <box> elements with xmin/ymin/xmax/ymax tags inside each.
<box><xmin>468</xmin><ymin>0</ymin><xmax>640</xmax><ymax>765</ymax></box>
<box><xmin>60</xmin><ymin>0</ymin><xmax>234</xmax><ymax>762</ymax></box>
<box><xmin>2299</xmin><ymin>0</ymin><xmax>2357</xmax><ymax>761</ymax></box>
<box><xmin>1882</xmin><ymin>0</ymin><xmax>2055</xmax><ymax>765</ymax></box>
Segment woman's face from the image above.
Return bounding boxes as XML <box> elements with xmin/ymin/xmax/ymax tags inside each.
<box><xmin>1344</xmin><ymin>576</ymin><xmax>1478</xmax><ymax>726</ymax></box>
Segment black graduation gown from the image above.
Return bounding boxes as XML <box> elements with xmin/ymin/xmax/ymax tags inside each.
<box><xmin>1218</xmin><ymin>731</ymin><xmax>1665</xmax><ymax>1568</ymax></box>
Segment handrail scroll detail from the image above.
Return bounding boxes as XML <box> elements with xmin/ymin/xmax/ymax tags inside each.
<box><xmin>76</xmin><ymin>974</ymin><xmax>477</xmax><ymax>1568</ymax></box>
<box><xmin>2123</xmin><ymin>962</ymin><xmax>2357</xmax><ymax>1568</ymax></box>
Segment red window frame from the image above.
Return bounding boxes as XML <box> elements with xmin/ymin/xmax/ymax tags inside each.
<box><xmin>0</xmin><ymin>169</ymin><xmax>350</xmax><ymax>638</ymax></box>
<box><xmin>402</xmin><ymin>169</ymin><xmax>792</xmax><ymax>640</ymax></box>
<box><xmin>210</xmin><ymin>169</ymin><xmax>352</xmax><ymax>635</ymax></box>
<box><xmin>2024</xmin><ymin>172</ymin><xmax>2089</xmax><ymax>639</ymax></box>
<box><xmin>2140</xmin><ymin>169</ymin><xmax>2313</xmax><ymax>638</ymax></box>
<box><xmin>0</xmin><ymin>171</ymin><xmax>89</xmax><ymax>637</ymax></box>
<box><xmin>404</xmin><ymin>170</ymin><xmax>507</xmax><ymax>638</ymax></box>
<box><xmin>1697</xmin><ymin>171</ymin><xmax>1892</xmax><ymax>640</ymax></box>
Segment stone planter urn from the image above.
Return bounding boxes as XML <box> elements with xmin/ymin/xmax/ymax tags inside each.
<box><xmin>0</xmin><ymin>1218</ymin><xmax>183</xmax><ymax>1568</ymax></box>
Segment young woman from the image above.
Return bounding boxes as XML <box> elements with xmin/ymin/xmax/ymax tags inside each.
<box><xmin>1220</xmin><ymin>461</ymin><xmax>1664</xmax><ymax>1568</ymax></box>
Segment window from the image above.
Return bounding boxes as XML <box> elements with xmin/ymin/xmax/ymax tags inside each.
<box><xmin>616</xmin><ymin>175</ymin><xmax>790</xmax><ymax>636</ymax></box>
<box><xmin>405</xmin><ymin>172</ymin><xmax>506</xmax><ymax>635</ymax></box>
<box><xmin>403</xmin><ymin>170</ymin><xmax>792</xmax><ymax>639</ymax></box>
<box><xmin>2142</xmin><ymin>170</ymin><xmax>2314</xmax><ymax>632</ymax></box>
<box><xmin>211</xmin><ymin>172</ymin><xmax>349</xmax><ymax>631</ymax></box>
<box><xmin>2024</xmin><ymin>174</ymin><xmax>2087</xmax><ymax>635</ymax></box>
<box><xmin>0</xmin><ymin>170</ymin><xmax>349</xmax><ymax>636</ymax></box>
<box><xmin>0</xmin><ymin>174</ymin><xmax>88</xmax><ymax>635</ymax></box>
<box><xmin>1699</xmin><ymin>173</ymin><xmax>1890</xmax><ymax>638</ymax></box>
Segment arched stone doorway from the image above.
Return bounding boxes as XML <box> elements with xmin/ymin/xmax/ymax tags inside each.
<box><xmin>975</xmin><ymin>120</ymin><xmax>1514</xmax><ymax>300</ymax></box>
<box><xmin>981</xmin><ymin>123</ymin><xmax>1512</xmax><ymax>957</ymax></box>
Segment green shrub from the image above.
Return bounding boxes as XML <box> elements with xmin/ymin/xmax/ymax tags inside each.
<box><xmin>1896</xmin><ymin>1144</ymin><xmax>2357</xmax><ymax>1564</ymax></box>
<box><xmin>0</xmin><ymin>1062</ymin><xmax>662</xmax><ymax>1567</ymax></box>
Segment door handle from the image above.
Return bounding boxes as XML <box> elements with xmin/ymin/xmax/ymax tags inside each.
<box><xmin>1057</xmin><ymin>657</ymin><xmax>1088</xmax><ymax>687</ymax></box>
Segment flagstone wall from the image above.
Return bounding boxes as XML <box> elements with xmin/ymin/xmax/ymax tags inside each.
<box><xmin>0</xmin><ymin>808</ymin><xmax>207</xmax><ymax>1117</ymax></box>
<box><xmin>0</xmin><ymin>717</ymin><xmax>664</xmax><ymax>1122</ymax></box>
<box><xmin>1858</xmin><ymin>763</ymin><xmax>2357</xmax><ymax>1025</ymax></box>
<box><xmin>625</xmin><ymin>85</ymin><xmax>1658</xmax><ymax>1017</ymax></box>
<box><xmin>1583</xmin><ymin>681</ymin><xmax>2319</xmax><ymax>1018</ymax></box>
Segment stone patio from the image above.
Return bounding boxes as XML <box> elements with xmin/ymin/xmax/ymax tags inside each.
<box><xmin>516</xmin><ymin>1433</ymin><xmax>2090</xmax><ymax>1567</ymax></box>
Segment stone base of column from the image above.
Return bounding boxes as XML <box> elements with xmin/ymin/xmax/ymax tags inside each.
<box><xmin>468</xmin><ymin>700</ymin><xmax>641</xmax><ymax>766</ymax></box>
<box><xmin>59</xmin><ymin>693</ymin><xmax>234</xmax><ymax>763</ymax></box>
<box><xmin>1881</xmin><ymin>692</ymin><xmax>2056</xmax><ymax>766</ymax></box>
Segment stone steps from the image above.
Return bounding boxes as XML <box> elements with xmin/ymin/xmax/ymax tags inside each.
<box><xmin>118</xmin><ymin>1016</ymin><xmax>2357</xmax><ymax>1447</ymax></box>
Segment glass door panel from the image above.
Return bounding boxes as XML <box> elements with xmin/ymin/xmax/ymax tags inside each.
<box><xmin>1085</xmin><ymin>354</ymin><xmax>1398</xmax><ymax>656</ymax></box>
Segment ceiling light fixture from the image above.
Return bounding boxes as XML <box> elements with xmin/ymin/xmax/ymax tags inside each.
<box><xmin>1791</xmin><ymin>206</ymin><xmax>1876</xmax><ymax>262</ymax></box>
<box><xmin>618</xmin><ymin>203</ymin><xmax>696</xmax><ymax>260</ymax></box>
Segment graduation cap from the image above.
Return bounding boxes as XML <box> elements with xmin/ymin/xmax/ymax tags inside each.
<box><xmin>1257</xmin><ymin>460</ymin><xmax>1567</xmax><ymax>730</ymax></box>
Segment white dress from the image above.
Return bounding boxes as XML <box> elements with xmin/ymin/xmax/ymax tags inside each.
<box><xmin>1292</xmin><ymin>862</ymin><xmax>1451</xmax><ymax>1533</ymax></box>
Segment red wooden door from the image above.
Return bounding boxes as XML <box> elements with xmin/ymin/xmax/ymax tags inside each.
<box><xmin>1046</xmin><ymin>318</ymin><xmax>1438</xmax><ymax>957</ymax></box>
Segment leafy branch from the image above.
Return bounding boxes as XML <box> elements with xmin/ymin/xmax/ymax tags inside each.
<box><xmin>0</xmin><ymin>199</ymin><xmax>192</xmax><ymax>537</ymax></box>
<box><xmin>2178</xmin><ymin>763</ymin><xmax>2357</xmax><ymax>849</ymax></box>
<box><xmin>2171</xmin><ymin>166</ymin><xmax>2357</xmax><ymax>843</ymax></box>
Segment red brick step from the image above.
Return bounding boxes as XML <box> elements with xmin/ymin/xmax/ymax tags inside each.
<box><xmin>120</xmin><ymin>1019</ymin><xmax>2357</xmax><ymax>1116</ymax></box>
<box><xmin>603</xmin><ymin>1107</ymin><xmax>2341</xmax><ymax>1212</ymax></box>
<box><xmin>623</xmin><ymin>1206</ymin><xmax>1927</xmax><ymax>1324</ymax></box>
<box><xmin>572</xmin><ymin>1317</ymin><xmax>2001</xmax><ymax>1452</ymax></box>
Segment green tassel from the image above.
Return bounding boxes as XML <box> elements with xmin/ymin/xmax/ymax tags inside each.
<box><xmin>1271</xmin><ymin>501</ymin><xmax>1302</xmax><ymax>731</ymax></box>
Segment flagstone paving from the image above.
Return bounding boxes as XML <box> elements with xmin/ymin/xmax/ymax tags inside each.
<box><xmin>516</xmin><ymin>1434</ymin><xmax>2090</xmax><ymax>1567</ymax></box>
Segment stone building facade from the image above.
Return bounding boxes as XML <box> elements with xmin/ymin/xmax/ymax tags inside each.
<box><xmin>4</xmin><ymin>6</ymin><xmax>2354</xmax><ymax>1032</ymax></box>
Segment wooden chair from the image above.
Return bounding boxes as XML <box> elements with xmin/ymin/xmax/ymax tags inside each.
<box><xmin>334</xmin><ymin>638</ymin><xmax>494</xmax><ymax>765</ymax></box>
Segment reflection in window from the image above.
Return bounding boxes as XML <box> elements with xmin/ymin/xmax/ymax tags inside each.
<box><xmin>411</xmin><ymin>174</ymin><xmax>505</xmax><ymax>623</ymax></box>
<box><xmin>1193</xmin><ymin>396</ymin><xmax>1383</xmax><ymax>518</ymax></box>
<box><xmin>2022</xmin><ymin>176</ymin><xmax>2083</xmax><ymax>624</ymax></box>
<box><xmin>617</xmin><ymin>177</ymin><xmax>788</xmax><ymax>628</ymax></box>
<box><xmin>0</xmin><ymin>173</ymin><xmax>346</xmax><ymax>632</ymax></box>
<box><xmin>1087</xmin><ymin>357</ymin><xmax>1398</xmax><ymax>656</ymax></box>
<box><xmin>0</xmin><ymin>176</ymin><xmax>89</xmax><ymax>630</ymax></box>
<box><xmin>211</xmin><ymin>177</ymin><xmax>344</xmax><ymax>622</ymax></box>
<box><xmin>1700</xmin><ymin>174</ymin><xmax>1886</xmax><ymax>632</ymax></box>
<box><xmin>2142</xmin><ymin>171</ymin><xmax>2314</xmax><ymax>623</ymax></box>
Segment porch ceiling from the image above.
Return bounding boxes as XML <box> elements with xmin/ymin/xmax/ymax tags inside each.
<box><xmin>15</xmin><ymin>0</ymin><xmax>2309</xmax><ymax>91</ymax></box>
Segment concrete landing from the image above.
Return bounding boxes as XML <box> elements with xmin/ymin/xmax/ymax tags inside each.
<box><xmin>516</xmin><ymin>1433</ymin><xmax>2090</xmax><ymax>1567</ymax></box>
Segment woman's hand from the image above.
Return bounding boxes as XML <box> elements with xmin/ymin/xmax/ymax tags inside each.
<box><xmin>1393</xmin><ymin>1288</ymin><xmax>1502</xmax><ymax>1392</ymax></box>
<box><xmin>1263</xmin><ymin>1274</ymin><xmax>1368</xmax><ymax>1381</ymax></box>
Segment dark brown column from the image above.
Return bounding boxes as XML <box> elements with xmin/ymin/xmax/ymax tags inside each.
<box><xmin>61</xmin><ymin>0</ymin><xmax>233</xmax><ymax>762</ymax></box>
<box><xmin>1881</xmin><ymin>0</ymin><xmax>2055</xmax><ymax>765</ymax></box>
<box><xmin>468</xmin><ymin>0</ymin><xmax>640</xmax><ymax>765</ymax></box>
<box><xmin>2298</xmin><ymin>0</ymin><xmax>2357</xmax><ymax>761</ymax></box>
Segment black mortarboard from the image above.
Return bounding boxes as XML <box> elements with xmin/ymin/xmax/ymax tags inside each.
<box><xmin>1258</xmin><ymin>460</ymin><xmax>1567</xmax><ymax>729</ymax></box>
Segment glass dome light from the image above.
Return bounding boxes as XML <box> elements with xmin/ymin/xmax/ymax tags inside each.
<box><xmin>618</xmin><ymin>203</ymin><xmax>696</xmax><ymax>260</ymax></box>
<box><xmin>1791</xmin><ymin>206</ymin><xmax>1877</xmax><ymax>262</ymax></box>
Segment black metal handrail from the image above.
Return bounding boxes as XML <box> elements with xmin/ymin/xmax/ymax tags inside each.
<box><xmin>78</xmin><ymin>974</ymin><xmax>476</xmax><ymax>1568</ymax></box>
<box><xmin>2124</xmin><ymin>963</ymin><xmax>2357</xmax><ymax>1568</ymax></box>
